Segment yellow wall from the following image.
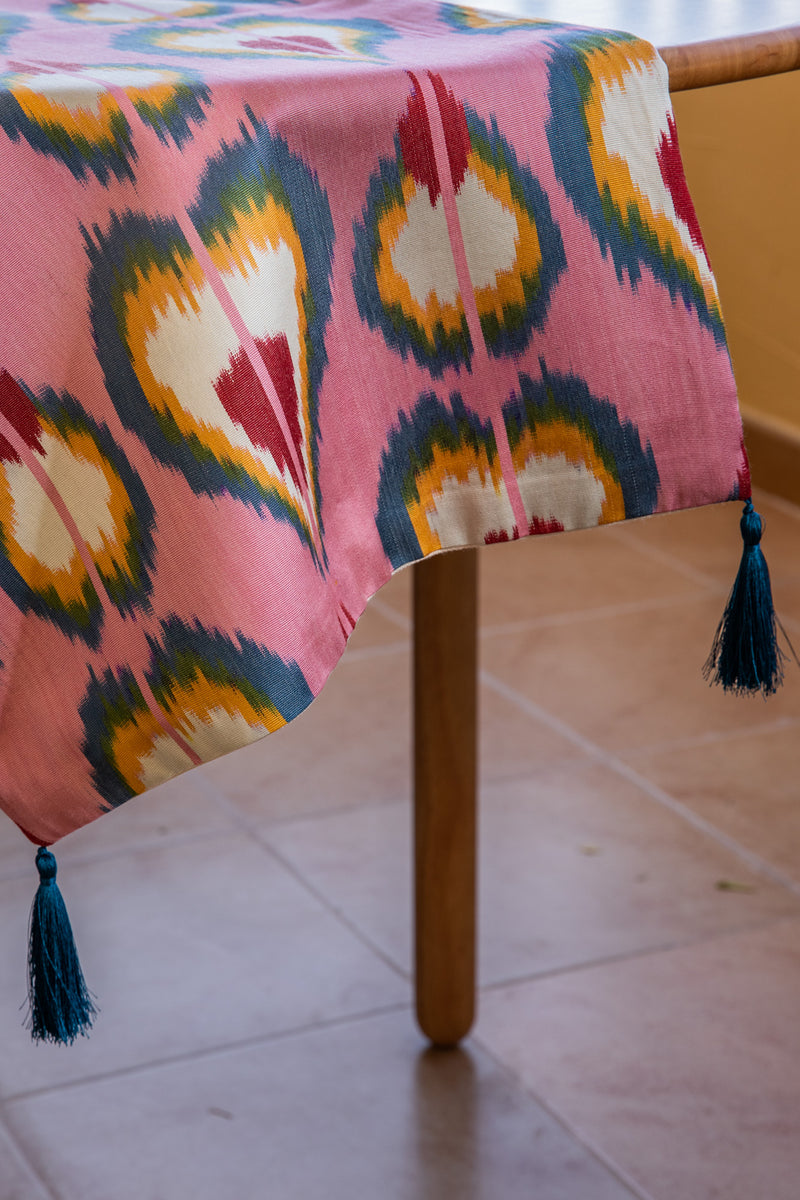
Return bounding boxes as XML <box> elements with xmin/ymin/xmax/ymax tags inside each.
<box><xmin>672</xmin><ymin>71</ymin><xmax>800</xmax><ymax>438</ymax></box>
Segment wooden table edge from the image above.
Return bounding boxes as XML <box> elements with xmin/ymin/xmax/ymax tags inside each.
<box><xmin>660</xmin><ymin>23</ymin><xmax>800</xmax><ymax>92</ymax></box>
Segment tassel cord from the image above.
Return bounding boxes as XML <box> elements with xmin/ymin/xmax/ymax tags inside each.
<box><xmin>27</xmin><ymin>847</ymin><xmax>96</xmax><ymax>1046</ymax></box>
<box><xmin>704</xmin><ymin>499</ymin><xmax>792</xmax><ymax>697</ymax></box>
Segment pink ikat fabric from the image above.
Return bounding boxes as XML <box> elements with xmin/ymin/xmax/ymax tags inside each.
<box><xmin>0</xmin><ymin>0</ymin><xmax>748</xmax><ymax>846</ymax></box>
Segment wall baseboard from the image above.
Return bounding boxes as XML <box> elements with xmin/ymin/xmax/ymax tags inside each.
<box><xmin>742</xmin><ymin>411</ymin><xmax>800</xmax><ymax>507</ymax></box>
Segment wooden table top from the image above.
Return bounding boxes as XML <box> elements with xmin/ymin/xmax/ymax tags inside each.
<box><xmin>467</xmin><ymin>1</ymin><xmax>800</xmax><ymax>90</ymax></box>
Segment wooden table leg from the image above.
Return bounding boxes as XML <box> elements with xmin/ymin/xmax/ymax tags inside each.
<box><xmin>413</xmin><ymin>548</ymin><xmax>478</xmax><ymax>1047</ymax></box>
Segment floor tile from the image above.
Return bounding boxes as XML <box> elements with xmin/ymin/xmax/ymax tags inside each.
<box><xmin>479</xmin><ymin>522</ymin><xmax>704</xmax><ymax>628</ymax></box>
<box><xmin>0</xmin><ymin>833</ymin><xmax>407</xmax><ymax>1097</ymax></box>
<box><xmin>629</xmin><ymin>722</ymin><xmax>800</xmax><ymax>881</ymax></box>
<box><xmin>266</xmin><ymin>765</ymin><xmax>800</xmax><ymax>986</ymax></box>
<box><xmin>4</xmin><ymin>1010</ymin><xmax>642</xmax><ymax>1200</ymax></box>
<box><xmin>477</xmin><ymin>918</ymin><xmax>800</xmax><ymax>1200</ymax></box>
<box><xmin>0</xmin><ymin>1120</ymin><xmax>50</xmax><ymax>1200</ymax></box>
<box><xmin>484</xmin><ymin>594</ymin><xmax>799</xmax><ymax>756</ymax></box>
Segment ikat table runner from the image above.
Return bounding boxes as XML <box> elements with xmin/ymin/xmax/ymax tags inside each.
<box><xmin>0</xmin><ymin>8</ymin><xmax>750</xmax><ymax>874</ymax></box>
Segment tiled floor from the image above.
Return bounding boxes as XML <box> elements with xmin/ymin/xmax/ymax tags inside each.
<box><xmin>1</xmin><ymin>490</ymin><xmax>799</xmax><ymax>1200</ymax></box>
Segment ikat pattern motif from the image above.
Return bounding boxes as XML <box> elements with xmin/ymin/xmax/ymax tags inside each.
<box><xmin>116</xmin><ymin>12</ymin><xmax>399</xmax><ymax>60</ymax></box>
<box><xmin>0</xmin><ymin>373</ymin><xmax>156</xmax><ymax>647</ymax></box>
<box><xmin>52</xmin><ymin>2</ymin><xmax>231</xmax><ymax>21</ymax></box>
<box><xmin>439</xmin><ymin>5</ymin><xmax>557</xmax><ymax>35</ymax></box>
<box><xmin>0</xmin><ymin>0</ymin><xmax>747</xmax><ymax>846</ymax></box>
<box><xmin>87</xmin><ymin>113</ymin><xmax>333</xmax><ymax>560</ymax></box>
<box><xmin>0</xmin><ymin>64</ymin><xmax>210</xmax><ymax>181</ymax></box>
<box><xmin>81</xmin><ymin>617</ymin><xmax>313</xmax><ymax>807</ymax></box>
<box><xmin>545</xmin><ymin>30</ymin><xmax>725</xmax><ymax>339</ymax></box>
<box><xmin>353</xmin><ymin>73</ymin><xmax>566</xmax><ymax>375</ymax></box>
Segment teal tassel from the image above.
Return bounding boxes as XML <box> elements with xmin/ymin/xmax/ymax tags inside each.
<box><xmin>704</xmin><ymin>500</ymin><xmax>785</xmax><ymax>696</ymax></box>
<box><xmin>27</xmin><ymin>847</ymin><xmax>96</xmax><ymax>1045</ymax></box>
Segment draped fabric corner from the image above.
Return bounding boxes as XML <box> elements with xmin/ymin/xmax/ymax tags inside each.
<box><xmin>0</xmin><ymin>0</ymin><xmax>747</xmax><ymax>847</ymax></box>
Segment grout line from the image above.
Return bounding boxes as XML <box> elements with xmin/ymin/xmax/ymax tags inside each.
<box><xmin>479</xmin><ymin>669</ymin><xmax>800</xmax><ymax>898</ymax></box>
<box><xmin>478</xmin><ymin>912</ymin><xmax>800</xmax><ymax>996</ymax></box>
<box><xmin>621</xmin><ymin>714</ymin><xmax>800</xmax><ymax>760</ymax></box>
<box><xmin>472</xmin><ymin>1035</ymin><xmax>659</xmax><ymax>1200</ymax></box>
<box><xmin>777</xmin><ymin>611</ymin><xmax>800</xmax><ymax>637</ymax></box>
<box><xmin>756</xmin><ymin>487</ymin><xmax>800</xmax><ymax>523</ymax></box>
<box><xmin>478</xmin><ymin>668</ymin><xmax>636</xmax><ymax>764</ymax></box>
<box><xmin>319</xmin><ymin>566</ymin><xmax>797</xmax><ymax>669</ymax></box>
<box><xmin>479</xmin><ymin>591</ymin><xmax>704</xmax><ymax>640</ymax></box>
<box><xmin>605</xmin><ymin>524</ymin><xmax>730</xmax><ymax>592</ymax></box>
<box><xmin>352</xmin><ymin>593</ymin><xmax>705</xmax><ymax>661</ymax></box>
<box><xmin>606</xmin><ymin>520</ymin><xmax>738</xmax><ymax>590</ymax></box>
<box><xmin>474</xmin><ymin>922</ymin><xmax>800</xmax><ymax>1197</ymax></box>
<box><xmin>202</xmin><ymin>783</ymin><xmax>412</xmax><ymax>983</ymax></box>
<box><xmin>227</xmin><ymin>791</ymin><xmax>409</xmax><ymax>833</ymax></box>
<box><xmin>204</xmin><ymin>752</ymin><xmax>609</xmax><ymax>838</ymax></box>
<box><xmin>0</xmin><ymin>1104</ymin><xmax>60</xmax><ymax>1200</ymax></box>
<box><xmin>608</xmin><ymin>757</ymin><xmax>800</xmax><ymax>896</ymax></box>
<box><xmin>0</xmin><ymin>821</ymin><xmax>240</xmax><ymax>888</ymax></box>
<box><xmin>367</xmin><ymin>589</ymin><xmax>800</xmax><ymax>649</ymax></box>
<box><xmin>338</xmin><ymin>637</ymin><xmax>410</xmax><ymax>664</ymax></box>
<box><xmin>0</xmin><ymin>1000</ymin><xmax>413</xmax><ymax>1108</ymax></box>
<box><xmin>368</xmin><ymin>595</ymin><xmax>412</xmax><ymax>632</ymax></box>
<box><xmin>256</xmin><ymin>831</ymin><xmax>412</xmax><ymax>982</ymax></box>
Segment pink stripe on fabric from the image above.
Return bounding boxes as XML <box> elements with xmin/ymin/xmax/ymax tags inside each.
<box><xmin>488</xmin><ymin>410</ymin><xmax>529</xmax><ymax>536</ymax></box>
<box><xmin>136</xmin><ymin>676</ymin><xmax>202</xmax><ymax>765</ymax></box>
<box><xmin>0</xmin><ymin>410</ymin><xmax>203</xmax><ymax>767</ymax></box>
<box><xmin>412</xmin><ymin>70</ymin><xmax>529</xmax><ymax>537</ymax></box>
